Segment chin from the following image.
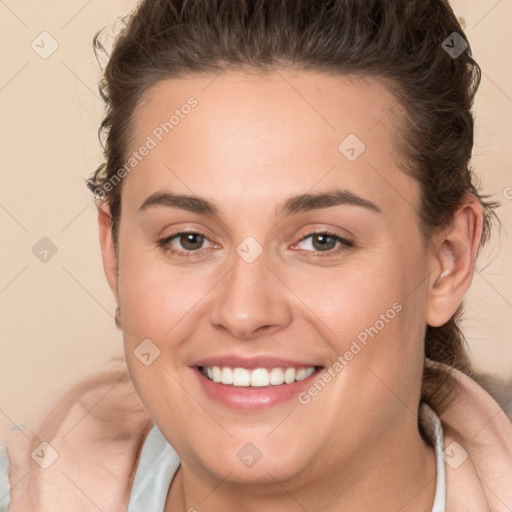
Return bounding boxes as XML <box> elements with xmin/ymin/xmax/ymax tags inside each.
<box><xmin>187</xmin><ymin>434</ymin><xmax>311</xmax><ymax>485</ymax></box>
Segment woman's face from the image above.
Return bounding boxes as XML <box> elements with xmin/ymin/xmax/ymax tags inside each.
<box><xmin>109</xmin><ymin>70</ymin><xmax>434</xmax><ymax>486</ymax></box>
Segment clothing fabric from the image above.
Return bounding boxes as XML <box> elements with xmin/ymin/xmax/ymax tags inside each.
<box><xmin>0</xmin><ymin>442</ymin><xmax>10</xmax><ymax>512</ymax></box>
<box><xmin>127</xmin><ymin>422</ymin><xmax>181</xmax><ymax>511</ymax></box>
<box><xmin>1</xmin><ymin>358</ymin><xmax>511</xmax><ymax>511</ymax></box>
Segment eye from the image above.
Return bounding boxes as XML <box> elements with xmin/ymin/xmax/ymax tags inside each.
<box><xmin>157</xmin><ymin>229</ymin><xmax>354</xmax><ymax>259</ymax></box>
<box><xmin>157</xmin><ymin>231</ymin><xmax>216</xmax><ymax>258</ymax></box>
<box><xmin>293</xmin><ymin>231</ymin><xmax>353</xmax><ymax>255</ymax></box>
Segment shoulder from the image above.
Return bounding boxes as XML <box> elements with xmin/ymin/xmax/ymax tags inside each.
<box><xmin>5</xmin><ymin>356</ymin><xmax>153</xmax><ymax>511</ymax></box>
<box><xmin>439</xmin><ymin>367</ymin><xmax>512</xmax><ymax>510</ymax></box>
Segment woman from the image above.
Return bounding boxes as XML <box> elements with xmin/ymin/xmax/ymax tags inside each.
<box><xmin>2</xmin><ymin>0</ymin><xmax>511</xmax><ymax>510</ymax></box>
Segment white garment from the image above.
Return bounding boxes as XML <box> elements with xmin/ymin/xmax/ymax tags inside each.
<box><xmin>127</xmin><ymin>402</ymin><xmax>446</xmax><ymax>511</ymax></box>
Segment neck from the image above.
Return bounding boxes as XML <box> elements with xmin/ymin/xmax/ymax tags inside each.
<box><xmin>165</xmin><ymin>419</ymin><xmax>437</xmax><ymax>512</ymax></box>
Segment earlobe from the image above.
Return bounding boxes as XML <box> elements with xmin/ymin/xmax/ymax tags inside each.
<box><xmin>97</xmin><ymin>206</ymin><xmax>119</xmax><ymax>301</ymax></box>
<box><xmin>426</xmin><ymin>194</ymin><xmax>483</xmax><ymax>327</ymax></box>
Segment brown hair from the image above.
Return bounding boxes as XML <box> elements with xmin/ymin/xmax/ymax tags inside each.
<box><xmin>87</xmin><ymin>0</ymin><xmax>499</xmax><ymax>414</ymax></box>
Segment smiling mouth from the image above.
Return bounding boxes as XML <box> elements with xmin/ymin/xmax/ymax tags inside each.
<box><xmin>198</xmin><ymin>365</ymin><xmax>323</xmax><ymax>387</ymax></box>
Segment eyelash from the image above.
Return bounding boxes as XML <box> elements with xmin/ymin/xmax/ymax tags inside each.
<box><xmin>157</xmin><ymin>229</ymin><xmax>354</xmax><ymax>259</ymax></box>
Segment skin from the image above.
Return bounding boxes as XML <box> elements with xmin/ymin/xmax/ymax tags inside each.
<box><xmin>98</xmin><ymin>69</ymin><xmax>483</xmax><ymax>511</ymax></box>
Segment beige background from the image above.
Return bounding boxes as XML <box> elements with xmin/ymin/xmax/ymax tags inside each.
<box><xmin>1</xmin><ymin>0</ymin><xmax>511</xmax><ymax>438</ymax></box>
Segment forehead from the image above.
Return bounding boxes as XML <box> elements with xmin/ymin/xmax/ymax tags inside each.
<box><xmin>132</xmin><ymin>69</ymin><xmax>400</xmax><ymax>152</ymax></box>
<box><xmin>124</xmin><ymin>69</ymin><xmax>416</xmax><ymax>216</ymax></box>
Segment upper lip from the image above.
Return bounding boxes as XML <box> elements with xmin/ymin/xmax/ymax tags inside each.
<box><xmin>192</xmin><ymin>355</ymin><xmax>323</xmax><ymax>370</ymax></box>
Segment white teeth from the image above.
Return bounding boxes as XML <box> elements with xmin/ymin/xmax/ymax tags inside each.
<box><xmin>284</xmin><ymin>367</ymin><xmax>296</xmax><ymax>384</ymax></box>
<box><xmin>250</xmin><ymin>368</ymin><xmax>270</xmax><ymax>387</ymax></box>
<box><xmin>221</xmin><ymin>367</ymin><xmax>233</xmax><ymax>385</ymax></box>
<box><xmin>269</xmin><ymin>367</ymin><xmax>285</xmax><ymax>385</ymax></box>
<box><xmin>212</xmin><ymin>366</ymin><xmax>222</xmax><ymax>383</ymax></box>
<box><xmin>201</xmin><ymin>366</ymin><xmax>317</xmax><ymax>387</ymax></box>
<box><xmin>296</xmin><ymin>367</ymin><xmax>315</xmax><ymax>381</ymax></box>
<box><xmin>233</xmin><ymin>367</ymin><xmax>250</xmax><ymax>386</ymax></box>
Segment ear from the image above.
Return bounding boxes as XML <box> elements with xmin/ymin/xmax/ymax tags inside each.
<box><xmin>426</xmin><ymin>194</ymin><xmax>484</xmax><ymax>327</ymax></box>
<box><xmin>98</xmin><ymin>206</ymin><xmax>118</xmax><ymax>302</ymax></box>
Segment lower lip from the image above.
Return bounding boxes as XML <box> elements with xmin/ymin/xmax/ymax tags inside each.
<box><xmin>193</xmin><ymin>366</ymin><xmax>323</xmax><ymax>410</ymax></box>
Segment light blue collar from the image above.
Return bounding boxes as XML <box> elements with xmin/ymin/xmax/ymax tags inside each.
<box><xmin>128</xmin><ymin>424</ymin><xmax>180</xmax><ymax>511</ymax></box>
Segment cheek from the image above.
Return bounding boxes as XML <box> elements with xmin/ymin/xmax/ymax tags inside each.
<box><xmin>276</xmin><ymin>254</ymin><xmax>406</xmax><ymax>346</ymax></box>
<box><xmin>116</xmin><ymin>224</ymin><xmax>211</xmax><ymax>337</ymax></box>
<box><xmin>116</xmin><ymin>256</ymin><xmax>211</xmax><ymax>421</ymax></box>
<box><xmin>279</xmin><ymin>247</ymin><xmax>427</xmax><ymax>393</ymax></box>
<box><xmin>119</xmin><ymin>261</ymin><xmax>209</xmax><ymax>347</ymax></box>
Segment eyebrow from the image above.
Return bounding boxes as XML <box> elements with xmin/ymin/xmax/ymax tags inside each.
<box><xmin>138</xmin><ymin>189</ymin><xmax>382</xmax><ymax>217</ymax></box>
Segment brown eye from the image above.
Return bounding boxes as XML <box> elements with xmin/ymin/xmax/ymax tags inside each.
<box><xmin>178</xmin><ymin>233</ymin><xmax>205</xmax><ymax>251</ymax></box>
<box><xmin>310</xmin><ymin>233</ymin><xmax>338</xmax><ymax>251</ymax></box>
<box><xmin>294</xmin><ymin>231</ymin><xmax>354</xmax><ymax>256</ymax></box>
<box><xmin>157</xmin><ymin>231</ymin><xmax>214</xmax><ymax>258</ymax></box>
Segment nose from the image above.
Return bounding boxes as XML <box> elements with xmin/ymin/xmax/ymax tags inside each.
<box><xmin>209</xmin><ymin>250</ymin><xmax>293</xmax><ymax>340</ymax></box>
